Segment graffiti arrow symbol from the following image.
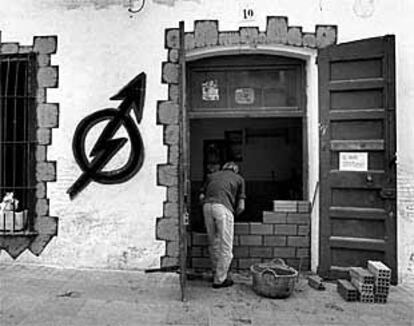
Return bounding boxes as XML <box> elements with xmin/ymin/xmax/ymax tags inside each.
<box><xmin>67</xmin><ymin>73</ymin><xmax>146</xmax><ymax>199</ymax></box>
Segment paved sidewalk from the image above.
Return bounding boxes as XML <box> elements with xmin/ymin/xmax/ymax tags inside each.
<box><xmin>0</xmin><ymin>263</ymin><xmax>413</xmax><ymax>326</ymax></box>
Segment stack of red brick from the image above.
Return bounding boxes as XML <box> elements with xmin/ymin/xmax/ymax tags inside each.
<box><xmin>190</xmin><ymin>200</ymin><xmax>311</xmax><ymax>271</ymax></box>
<box><xmin>337</xmin><ymin>261</ymin><xmax>391</xmax><ymax>304</ymax></box>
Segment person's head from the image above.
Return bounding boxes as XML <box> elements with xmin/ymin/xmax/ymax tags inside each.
<box><xmin>222</xmin><ymin>161</ymin><xmax>239</xmax><ymax>174</ymax></box>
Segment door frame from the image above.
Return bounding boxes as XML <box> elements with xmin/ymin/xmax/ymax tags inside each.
<box><xmin>182</xmin><ymin>45</ymin><xmax>319</xmax><ymax>267</ymax></box>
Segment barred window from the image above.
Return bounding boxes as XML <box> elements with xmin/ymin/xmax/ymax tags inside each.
<box><xmin>0</xmin><ymin>54</ymin><xmax>37</xmax><ymax>233</ymax></box>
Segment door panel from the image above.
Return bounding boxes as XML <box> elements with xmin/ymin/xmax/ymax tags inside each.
<box><xmin>318</xmin><ymin>35</ymin><xmax>397</xmax><ymax>283</ymax></box>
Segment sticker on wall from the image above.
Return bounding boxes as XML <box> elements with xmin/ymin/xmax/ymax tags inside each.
<box><xmin>67</xmin><ymin>73</ymin><xmax>146</xmax><ymax>199</ymax></box>
<box><xmin>202</xmin><ymin>80</ymin><xmax>219</xmax><ymax>101</ymax></box>
<box><xmin>339</xmin><ymin>152</ymin><xmax>368</xmax><ymax>171</ymax></box>
<box><xmin>235</xmin><ymin>88</ymin><xmax>255</xmax><ymax>105</ymax></box>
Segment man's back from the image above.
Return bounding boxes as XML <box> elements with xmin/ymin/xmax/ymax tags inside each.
<box><xmin>204</xmin><ymin>170</ymin><xmax>245</xmax><ymax>213</ymax></box>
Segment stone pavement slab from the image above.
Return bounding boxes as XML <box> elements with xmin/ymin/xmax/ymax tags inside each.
<box><xmin>1</xmin><ymin>263</ymin><xmax>413</xmax><ymax>326</ymax></box>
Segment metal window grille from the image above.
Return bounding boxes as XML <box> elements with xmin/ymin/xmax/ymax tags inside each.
<box><xmin>0</xmin><ymin>54</ymin><xmax>37</xmax><ymax>233</ymax></box>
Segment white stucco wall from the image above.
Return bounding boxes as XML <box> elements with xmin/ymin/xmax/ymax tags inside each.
<box><xmin>0</xmin><ymin>0</ymin><xmax>413</xmax><ymax>282</ymax></box>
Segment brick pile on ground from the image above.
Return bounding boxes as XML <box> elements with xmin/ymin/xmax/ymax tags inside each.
<box><xmin>337</xmin><ymin>261</ymin><xmax>391</xmax><ymax>304</ymax></box>
<box><xmin>368</xmin><ymin>260</ymin><xmax>391</xmax><ymax>304</ymax></box>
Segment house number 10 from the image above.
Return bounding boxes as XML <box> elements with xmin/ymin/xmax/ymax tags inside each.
<box><xmin>243</xmin><ymin>8</ymin><xmax>254</xmax><ymax>19</ymax></box>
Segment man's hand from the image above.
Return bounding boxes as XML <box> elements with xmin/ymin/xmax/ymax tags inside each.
<box><xmin>236</xmin><ymin>199</ymin><xmax>245</xmax><ymax>216</ymax></box>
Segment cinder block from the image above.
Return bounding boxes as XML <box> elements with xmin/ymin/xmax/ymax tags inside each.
<box><xmin>287</xmin><ymin>213</ymin><xmax>310</xmax><ymax>225</ymax></box>
<box><xmin>234</xmin><ymin>223</ymin><xmax>249</xmax><ymax>235</ymax></box>
<box><xmin>351</xmin><ymin>278</ymin><xmax>374</xmax><ymax>293</ymax></box>
<box><xmin>263</xmin><ymin>211</ymin><xmax>287</xmax><ymax>224</ymax></box>
<box><xmin>273</xmin><ymin>247</ymin><xmax>296</xmax><ymax>258</ymax></box>
<box><xmin>185</xmin><ymin>33</ymin><xmax>195</xmax><ymax>51</ymax></box>
<box><xmin>192</xmin><ymin>232</ymin><xmax>209</xmax><ymax>246</ymax></box>
<box><xmin>239</xmin><ymin>235</ymin><xmax>262</xmax><ymax>246</ymax></box>
<box><xmin>298</xmin><ymin>225</ymin><xmax>310</xmax><ymax>236</ymax></box>
<box><xmin>297</xmin><ymin>201</ymin><xmax>311</xmax><ymax>213</ymax></box>
<box><xmin>337</xmin><ymin>279</ymin><xmax>358</xmax><ymax>301</ymax></box>
<box><xmin>161</xmin><ymin>256</ymin><xmax>179</xmax><ymax>268</ymax></box>
<box><xmin>166</xmin><ymin>240</ymin><xmax>179</xmax><ymax>257</ymax></box>
<box><xmin>233</xmin><ymin>246</ymin><xmax>249</xmax><ymax>258</ymax></box>
<box><xmin>263</xmin><ymin>235</ymin><xmax>286</xmax><ymax>246</ymax></box>
<box><xmin>190</xmin><ymin>246</ymin><xmax>204</xmax><ymax>258</ymax></box>
<box><xmin>302</xmin><ymin>33</ymin><xmax>317</xmax><ymax>48</ymax></box>
<box><xmin>273</xmin><ymin>200</ymin><xmax>297</xmax><ymax>212</ymax></box>
<box><xmin>168</xmin><ymin>84</ymin><xmax>179</xmax><ymax>103</ymax></box>
<box><xmin>249</xmin><ymin>247</ymin><xmax>273</xmax><ymax>258</ymax></box>
<box><xmin>367</xmin><ymin>260</ymin><xmax>391</xmax><ymax>279</ymax></box>
<box><xmin>349</xmin><ymin>267</ymin><xmax>375</xmax><ymax>284</ymax></box>
<box><xmin>287</xmin><ymin>236</ymin><xmax>309</xmax><ymax>247</ymax></box>
<box><xmin>192</xmin><ymin>258</ymin><xmax>211</xmax><ymax>269</ymax></box>
<box><xmin>274</xmin><ymin>224</ymin><xmax>297</xmax><ymax>235</ymax></box>
<box><xmin>296</xmin><ymin>248</ymin><xmax>310</xmax><ymax>258</ymax></box>
<box><xmin>249</xmin><ymin>223</ymin><xmax>273</xmax><ymax>235</ymax></box>
<box><xmin>238</xmin><ymin>258</ymin><xmax>261</xmax><ymax>269</ymax></box>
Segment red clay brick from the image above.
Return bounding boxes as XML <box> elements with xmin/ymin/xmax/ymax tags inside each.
<box><xmin>287</xmin><ymin>236</ymin><xmax>310</xmax><ymax>247</ymax></box>
<box><xmin>263</xmin><ymin>211</ymin><xmax>287</xmax><ymax>224</ymax></box>
<box><xmin>239</xmin><ymin>235</ymin><xmax>262</xmax><ymax>246</ymax></box>
<box><xmin>274</xmin><ymin>224</ymin><xmax>297</xmax><ymax>235</ymax></box>
<box><xmin>249</xmin><ymin>223</ymin><xmax>273</xmax><ymax>235</ymax></box>
<box><xmin>263</xmin><ymin>235</ymin><xmax>286</xmax><ymax>246</ymax></box>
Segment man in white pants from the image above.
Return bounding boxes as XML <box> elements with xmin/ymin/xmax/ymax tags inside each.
<box><xmin>200</xmin><ymin>162</ymin><xmax>246</xmax><ymax>288</ymax></box>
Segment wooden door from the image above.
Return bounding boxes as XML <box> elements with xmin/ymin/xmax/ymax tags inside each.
<box><xmin>318</xmin><ymin>36</ymin><xmax>397</xmax><ymax>283</ymax></box>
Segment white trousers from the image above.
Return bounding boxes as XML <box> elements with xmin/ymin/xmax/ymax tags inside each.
<box><xmin>203</xmin><ymin>203</ymin><xmax>234</xmax><ymax>284</ymax></box>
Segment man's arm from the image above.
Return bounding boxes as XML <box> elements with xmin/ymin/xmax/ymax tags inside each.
<box><xmin>236</xmin><ymin>198</ymin><xmax>245</xmax><ymax>216</ymax></box>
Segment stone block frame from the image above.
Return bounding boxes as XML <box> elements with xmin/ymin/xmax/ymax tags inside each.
<box><xmin>0</xmin><ymin>32</ymin><xmax>59</xmax><ymax>258</ymax></box>
<box><xmin>156</xmin><ymin>17</ymin><xmax>337</xmax><ymax>268</ymax></box>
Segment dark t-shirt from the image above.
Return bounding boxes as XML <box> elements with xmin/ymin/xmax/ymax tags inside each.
<box><xmin>203</xmin><ymin>170</ymin><xmax>246</xmax><ymax>213</ymax></box>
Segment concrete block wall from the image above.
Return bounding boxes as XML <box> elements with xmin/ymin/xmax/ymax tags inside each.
<box><xmin>0</xmin><ymin>33</ymin><xmax>59</xmax><ymax>258</ymax></box>
<box><xmin>190</xmin><ymin>201</ymin><xmax>311</xmax><ymax>272</ymax></box>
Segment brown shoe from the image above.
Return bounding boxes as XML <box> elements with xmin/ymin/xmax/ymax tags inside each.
<box><xmin>212</xmin><ymin>279</ymin><xmax>234</xmax><ymax>289</ymax></box>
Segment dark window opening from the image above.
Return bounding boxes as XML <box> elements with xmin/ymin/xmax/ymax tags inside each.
<box><xmin>0</xmin><ymin>54</ymin><xmax>37</xmax><ymax>233</ymax></box>
<box><xmin>190</xmin><ymin>118</ymin><xmax>303</xmax><ymax>231</ymax></box>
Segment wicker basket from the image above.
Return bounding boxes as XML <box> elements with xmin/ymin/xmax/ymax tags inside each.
<box><xmin>250</xmin><ymin>258</ymin><xmax>298</xmax><ymax>299</ymax></box>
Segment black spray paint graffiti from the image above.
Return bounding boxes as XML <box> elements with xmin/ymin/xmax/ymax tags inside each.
<box><xmin>67</xmin><ymin>73</ymin><xmax>146</xmax><ymax>199</ymax></box>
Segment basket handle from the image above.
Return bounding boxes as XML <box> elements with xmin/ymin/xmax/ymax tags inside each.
<box><xmin>261</xmin><ymin>268</ymin><xmax>278</xmax><ymax>280</ymax></box>
<box><xmin>271</xmin><ymin>258</ymin><xmax>287</xmax><ymax>266</ymax></box>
